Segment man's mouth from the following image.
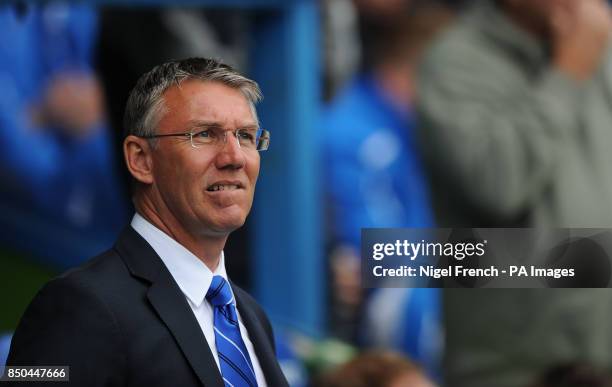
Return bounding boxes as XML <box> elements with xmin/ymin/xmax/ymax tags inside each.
<box><xmin>206</xmin><ymin>182</ymin><xmax>243</xmax><ymax>192</ymax></box>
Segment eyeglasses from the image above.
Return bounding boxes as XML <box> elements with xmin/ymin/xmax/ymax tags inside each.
<box><xmin>140</xmin><ymin>127</ymin><xmax>270</xmax><ymax>151</ymax></box>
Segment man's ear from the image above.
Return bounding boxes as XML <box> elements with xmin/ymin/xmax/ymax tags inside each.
<box><xmin>124</xmin><ymin>135</ymin><xmax>154</xmax><ymax>185</ymax></box>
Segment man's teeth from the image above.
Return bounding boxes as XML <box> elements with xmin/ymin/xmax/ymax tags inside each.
<box><xmin>209</xmin><ymin>184</ymin><xmax>239</xmax><ymax>191</ymax></box>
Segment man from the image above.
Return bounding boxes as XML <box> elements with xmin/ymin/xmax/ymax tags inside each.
<box><xmin>322</xmin><ymin>4</ymin><xmax>452</xmax><ymax>377</ymax></box>
<box><xmin>417</xmin><ymin>1</ymin><xmax>612</xmax><ymax>387</ymax></box>
<box><xmin>418</xmin><ymin>0</ymin><xmax>612</xmax><ymax>227</ymax></box>
<box><xmin>6</xmin><ymin>58</ymin><xmax>288</xmax><ymax>387</ymax></box>
<box><xmin>0</xmin><ymin>3</ymin><xmax>127</xmax><ymax>267</ymax></box>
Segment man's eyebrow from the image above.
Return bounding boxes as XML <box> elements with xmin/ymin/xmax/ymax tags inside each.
<box><xmin>237</xmin><ymin>124</ymin><xmax>259</xmax><ymax>131</ymax></box>
<box><xmin>187</xmin><ymin>121</ymin><xmax>221</xmax><ymax>130</ymax></box>
<box><xmin>187</xmin><ymin>120</ymin><xmax>259</xmax><ymax>130</ymax></box>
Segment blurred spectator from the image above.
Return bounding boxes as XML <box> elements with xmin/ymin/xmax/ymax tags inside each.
<box><xmin>324</xmin><ymin>0</ymin><xmax>453</xmax><ymax>258</ymax></box>
<box><xmin>322</xmin><ymin>0</ymin><xmax>467</xmax><ymax>99</ymax></box>
<box><xmin>321</xmin><ymin>1</ymin><xmax>452</xmax><ymax>368</ymax></box>
<box><xmin>417</xmin><ymin>1</ymin><xmax>612</xmax><ymax>387</ymax></box>
<box><xmin>0</xmin><ymin>3</ymin><xmax>127</xmax><ymax>267</ymax></box>
<box><xmin>362</xmin><ymin>287</ymin><xmax>442</xmax><ymax>382</ymax></box>
<box><xmin>418</xmin><ymin>0</ymin><xmax>612</xmax><ymax>227</ymax></box>
<box><xmin>528</xmin><ymin>363</ymin><xmax>612</xmax><ymax>387</ymax></box>
<box><xmin>353</xmin><ymin>0</ymin><xmax>416</xmax><ymax>74</ymax></box>
<box><xmin>313</xmin><ymin>351</ymin><xmax>436</xmax><ymax>387</ymax></box>
<box><xmin>351</xmin><ymin>0</ymin><xmax>467</xmax><ymax>87</ymax></box>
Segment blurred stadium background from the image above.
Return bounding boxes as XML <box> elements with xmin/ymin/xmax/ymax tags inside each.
<box><xmin>3</xmin><ymin>1</ymin><xmax>612</xmax><ymax>386</ymax></box>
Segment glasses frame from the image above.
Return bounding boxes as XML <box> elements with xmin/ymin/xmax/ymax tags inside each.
<box><xmin>139</xmin><ymin>127</ymin><xmax>270</xmax><ymax>151</ymax></box>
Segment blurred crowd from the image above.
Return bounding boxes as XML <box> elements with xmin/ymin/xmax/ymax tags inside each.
<box><xmin>3</xmin><ymin>0</ymin><xmax>612</xmax><ymax>386</ymax></box>
<box><xmin>324</xmin><ymin>0</ymin><xmax>612</xmax><ymax>386</ymax></box>
<box><xmin>0</xmin><ymin>3</ymin><xmax>127</xmax><ymax>268</ymax></box>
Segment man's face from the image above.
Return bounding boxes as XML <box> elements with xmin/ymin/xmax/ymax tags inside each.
<box><xmin>148</xmin><ymin>80</ymin><xmax>260</xmax><ymax>237</ymax></box>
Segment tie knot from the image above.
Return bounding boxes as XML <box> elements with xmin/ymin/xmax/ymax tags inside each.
<box><xmin>206</xmin><ymin>276</ymin><xmax>233</xmax><ymax>307</ymax></box>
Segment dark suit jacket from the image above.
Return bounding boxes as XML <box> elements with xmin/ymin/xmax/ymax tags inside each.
<box><xmin>7</xmin><ymin>226</ymin><xmax>289</xmax><ymax>387</ymax></box>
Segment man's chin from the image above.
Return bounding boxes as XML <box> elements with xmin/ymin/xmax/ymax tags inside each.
<box><xmin>208</xmin><ymin>215</ymin><xmax>247</xmax><ymax>235</ymax></box>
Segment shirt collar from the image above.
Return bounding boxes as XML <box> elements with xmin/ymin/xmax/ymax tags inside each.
<box><xmin>131</xmin><ymin>213</ymin><xmax>230</xmax><ymax>307</ymax></box>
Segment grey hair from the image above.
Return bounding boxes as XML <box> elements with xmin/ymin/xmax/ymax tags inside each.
<box><xmin>123</xmin><ymin>57</ymin><xmax>263</xmax><ymax>139</ymax></box>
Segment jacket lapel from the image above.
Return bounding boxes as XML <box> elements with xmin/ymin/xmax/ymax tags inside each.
<box><xmin>115</xmin><ymin>227</ymin><xmax>224</xmax><ymax>387</ymax></box>
<box><xmin>148</xmin><ymin>279</ymin><xmax>224</xmax><ymax>387</ymax></box>
<box><xmin>234</xmin><ymin>287</ymin><xmax>289</xmax><ymax>387</ymax></box>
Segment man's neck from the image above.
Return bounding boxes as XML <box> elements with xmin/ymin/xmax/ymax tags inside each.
<box><xmin>135</xmin><ymin>201</ymin><xmax>228</xmax><ymax>272</ymax></box>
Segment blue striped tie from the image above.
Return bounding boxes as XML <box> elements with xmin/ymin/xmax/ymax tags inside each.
<box><xmin>206</xmin><ymin>276</ymin><xmax>258</xmax><ymax>387</ymax></box>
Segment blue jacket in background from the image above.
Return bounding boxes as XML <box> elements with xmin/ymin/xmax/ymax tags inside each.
<box><xmin>0</xmin><ymin>4</ymin><xmax>127</xmax><ymax>268</ymax></box>
<box><xmin>323</xmin><ymin>73</ymin><xmax>434</xmax><ymax>247</ymax></box>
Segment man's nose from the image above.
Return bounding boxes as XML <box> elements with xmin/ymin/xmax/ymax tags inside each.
<box><xmin>215</xmin><ymin>131</ymin><xmax>245</xmax><ymax>170</ymax></box>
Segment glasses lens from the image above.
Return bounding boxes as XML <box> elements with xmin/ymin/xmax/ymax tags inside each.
<box><xmin>236</xmin><ymin>129</ymin><xmax>258</xmax><ymax>149</ymax></box>
<box><xmin>191</xmin><ymin>130</ymin><xmax>214</xmax><ymax>148</ymax></box>
<box><xmin>189</xmin><ymin>128</ymin><xmax>268</xmax><ymax>150</ymax></box>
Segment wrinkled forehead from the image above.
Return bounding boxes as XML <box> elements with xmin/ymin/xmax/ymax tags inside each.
<box><xmin>160</xmin><ymin>80</ymin><xmax>259</xmax><ymax>129</ymax></box>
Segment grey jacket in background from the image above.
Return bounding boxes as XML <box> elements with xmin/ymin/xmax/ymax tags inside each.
<box><xmin>417</xmin><ymin>0</ymin><xmax>612</xmax><ymax>228</ymax></box>
<box><xmin>417</xmin><ymin>2</ymin><xmax>612</xmax><ymax>387</ymax></box>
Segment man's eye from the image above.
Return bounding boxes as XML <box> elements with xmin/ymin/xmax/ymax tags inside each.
<box><xmin>194</xmin><ymin>130</ymin><xmax>212</xmax><ymax>138</ymax></box>
<box><xmin>237</xmin><ymin>130</ymin><xmax>255</xmax><ymax>141</ymax></box>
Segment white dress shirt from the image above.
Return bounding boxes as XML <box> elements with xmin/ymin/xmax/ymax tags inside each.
<box><xmin>131</xmin><ymin>213</ymin><xmax>267</xmax><ymax>386</ymax></box>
